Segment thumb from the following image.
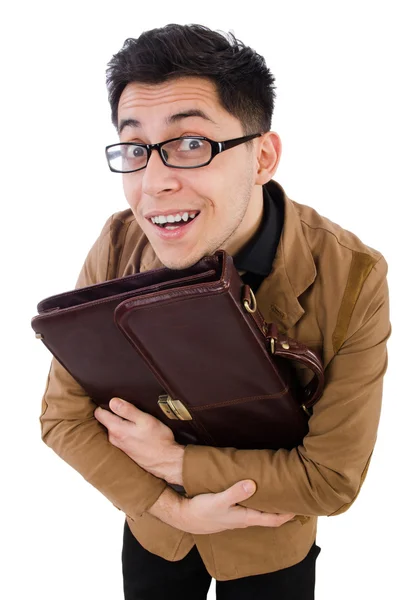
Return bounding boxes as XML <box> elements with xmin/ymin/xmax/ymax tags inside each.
<box><xmin>240</xmin><ymin>479</ymin><xmax>257</xmax><ymax>496</ymax></box>
<box><xmin>220</xmin><ymin>480</ymin><xmax>257</xmax><ymax>506</ymax></box>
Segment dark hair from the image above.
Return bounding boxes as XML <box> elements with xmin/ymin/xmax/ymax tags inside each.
<box><xmin>106</xmin><ymin>24</ymin><xmax>276</xmax><ymax>135</ymax></box>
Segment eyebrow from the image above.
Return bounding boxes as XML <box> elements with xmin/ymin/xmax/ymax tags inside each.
<box><xmin>118</xmin><ymin>109</ymin><xmax>217</xmax><ymax>134</ymax></box>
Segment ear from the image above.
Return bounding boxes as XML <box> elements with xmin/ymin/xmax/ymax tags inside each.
<box><xmin>254</xmin><ymin>132</ymin><xmax>282</xmax><ymax>185</ymax></box>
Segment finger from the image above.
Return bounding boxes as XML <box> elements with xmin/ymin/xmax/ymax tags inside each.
<box><xmin>94</xmin><ymin>406</ymin><xmax>125</xmax><ymax>429</ymax></box>
<box><xmin>216</xmin><ymin>480</ymin><xmax>257</xmax><ymax>508</ymax></box>
<box><xmin>227</xmin><ymin>505</ymin><xmax>295</xmax><ymax>529</ymax></box>
<box><xmin>109</xmin><ymin>398</ymin><xmax>143</xmax><ymax>423</ymax></box>
<box><xmin>243</xmin><ymin>510</ymin><xmax>295</xmax><ymax>528</ymax></box>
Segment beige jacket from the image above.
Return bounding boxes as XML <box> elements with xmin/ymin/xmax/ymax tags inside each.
<box><xmin>39</xmin><ymin>180</ymin><xmax>390</xmax><ymax>581</ymax></box>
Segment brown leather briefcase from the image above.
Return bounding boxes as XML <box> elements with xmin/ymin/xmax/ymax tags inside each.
<box><xmin>32</xmin><ymin>250</ymin><xmax>324</xmax><ymax>452</ymax></box>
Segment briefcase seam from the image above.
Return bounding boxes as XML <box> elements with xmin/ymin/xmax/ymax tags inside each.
<box><xmin>189</xmin><ymin>388</ymin><xmax>290</xmax><ymax>411</ymax></box>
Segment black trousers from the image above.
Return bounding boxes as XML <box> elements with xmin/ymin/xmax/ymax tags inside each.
<box><xmin>122</xmin><ymin>520</ymin><xmax>321</xmax><ymax>600</ymax></box>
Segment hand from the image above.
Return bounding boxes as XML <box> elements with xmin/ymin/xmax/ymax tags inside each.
<box><xmin>149</xmin><ymin>480</ymin><xmax>295</xmax><ymax>534</ymax></box>
<box><xmin>94</xmin><ymin>398</ymin><xmax>185</xmax><ymax>485</ymax></box>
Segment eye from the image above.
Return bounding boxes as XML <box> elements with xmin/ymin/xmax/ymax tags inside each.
<box><xmin>125</xmin><ymin>145</ymin><xmax>146</xmax><ymax>158</ymax></box>
<box><xmin>187</xmin><ymin>139</ymin><xmax>202</xmax><ymax>150</ymax></box>
<box><xmin>178</xmin><ymin>138</ymin><xmax>205</xmax><ymax>151</ymax></box>
<box><xmin>132</xmin><ymin>146</ymin><xmax>145</xmax><ymax>157</ymax></box>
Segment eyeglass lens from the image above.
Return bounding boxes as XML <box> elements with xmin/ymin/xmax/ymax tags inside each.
<box><xmin>107</xmin><ymin>138</ymin><xmax>212</xmax><ymax>172</ymax></box>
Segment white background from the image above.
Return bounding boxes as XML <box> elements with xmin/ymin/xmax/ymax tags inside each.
<box><xmin>1</xmin><ymin>1</ymin><xmax>396</xmax><ymax>598</ymax></box>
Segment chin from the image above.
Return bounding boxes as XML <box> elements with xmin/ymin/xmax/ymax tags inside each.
<box><xmin>156</xmin><ymin>248</ymin><xmax>209</xmax><ymax>271</ymax></box>
<box><xmin>159</xmin><ymin>255</ymin><xmax>201</xmax><ymax>271</ymax></box>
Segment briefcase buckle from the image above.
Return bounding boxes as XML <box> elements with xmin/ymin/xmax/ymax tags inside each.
<box><xmin>158</xmin><ymin>395</ymin><xmax>193</xmax><ymax>421</ymax></box>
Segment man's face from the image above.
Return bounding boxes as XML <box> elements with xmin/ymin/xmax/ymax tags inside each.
<box><xmin>118</xmin><ymin>77</ymin><xmax>266</xmax><ymax>269</ymax></box>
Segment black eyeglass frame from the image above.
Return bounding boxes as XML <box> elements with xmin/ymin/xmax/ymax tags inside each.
<box><xmin>105</xmin><ymin>132</ymin><xmax>264</xmax><ymax>173</ymax></box>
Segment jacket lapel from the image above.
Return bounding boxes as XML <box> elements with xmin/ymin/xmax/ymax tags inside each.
<box><xmin>255</xmin><ymin>181</ymin><xmax>317</xmax><ymax>332</ymax></box>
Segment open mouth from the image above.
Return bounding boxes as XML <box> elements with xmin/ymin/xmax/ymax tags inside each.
<box><xmin>149</xmin><ymin>211</ymin><xmax>200</xmax><ymax>230</ymax></box>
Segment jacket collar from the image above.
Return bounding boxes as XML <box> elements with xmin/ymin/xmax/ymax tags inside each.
<box><xmin>139</xmin><ymin>179</ymin><xmax>317</xmax><ymax>332</ymax></box>
<box><xmin>255</xmin><ymin>180</ymin><xmax>317</xmax><ymax>331</ymax></box>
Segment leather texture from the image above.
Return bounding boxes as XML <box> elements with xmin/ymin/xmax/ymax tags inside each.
<box><xmin>32</xmin><ymin>250</ymin><xmax>324</xmax><ymax>453</ymax></box>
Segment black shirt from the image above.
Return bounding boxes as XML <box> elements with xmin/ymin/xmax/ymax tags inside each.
<box><xmin>233</xmin><ymin>183</ymin><xmax>284</xmax><ymax>293</ymax></box>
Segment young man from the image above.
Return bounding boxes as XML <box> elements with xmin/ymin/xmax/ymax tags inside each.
<box><xmin>40</xmin><ymin>24</ymin><xmax>391</xmax><ymax>599</ymax></box>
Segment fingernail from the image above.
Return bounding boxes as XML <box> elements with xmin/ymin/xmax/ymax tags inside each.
<box><xmin>243</xmin><ymin>481</ymin><xmax>255</xmax><ymax>493</ymax></box>
<box><xmin>111</xmin><ymin>398</ymin><xmax>122</xmax><ymax>410</ymax></box>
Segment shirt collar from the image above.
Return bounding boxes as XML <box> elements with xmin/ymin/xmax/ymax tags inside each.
<box><xmin>233</xmin><ymin>184</ymin><xmax>284</xmax><ymax>277</ymax></box>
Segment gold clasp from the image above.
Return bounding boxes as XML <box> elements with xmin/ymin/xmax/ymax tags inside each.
<box><xmin>243</xmin><ymin>288</ymin><xmax>257</xmax><ymax>314</ymax></box>
<box><xmin>158</xmin><ymin>395</ymin><xmax>193</xmax><ymax>421</ymax></box>
<box><xmin>269</xmin><ymin>337</ymin><xmax>290</xmax><ymax>353</ymax></box>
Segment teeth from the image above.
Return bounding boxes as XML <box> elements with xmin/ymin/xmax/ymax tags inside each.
<box><xmin>150</xmin><ymin>211</ymin><xmax>199</xmax><ymax>225</ymax></box>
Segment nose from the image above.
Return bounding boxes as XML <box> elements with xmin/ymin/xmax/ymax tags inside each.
<box><xmin>141</xmin><ymin>147</ymin><xmax>181</xmax><ymax>197</ymax></box>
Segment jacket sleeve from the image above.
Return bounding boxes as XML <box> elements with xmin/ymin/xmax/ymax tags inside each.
<box><xmin>182</xmin><ymin>255</ymin><xmax>391</xmax><ymax>517</ymax></box>
<box><xmin>39</xmin><ymin>215</ymin><xmax>167</xmax><ymax>520</ymax></box>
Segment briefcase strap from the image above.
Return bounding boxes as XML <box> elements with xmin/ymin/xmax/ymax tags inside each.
<box><xmin>242</xmin><ymin>285</ymin><xmax>325</xmax><ymax>410</ymax></box>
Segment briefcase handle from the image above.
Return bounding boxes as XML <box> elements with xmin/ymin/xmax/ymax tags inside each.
<box><xmin>243</xmin><ymin>285</ymin><xmax>325</xmax><ymax>412</ymax></box>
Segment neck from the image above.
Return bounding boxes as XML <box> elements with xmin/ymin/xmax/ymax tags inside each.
<box><xmin>223</xmin><ymin>185</ymin><xmax>264</xmax><ymax>257</ymax></box>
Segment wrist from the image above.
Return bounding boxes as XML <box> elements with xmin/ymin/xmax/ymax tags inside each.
<box><xmin>165</xmin><ymin>445</ymin><xmax>185</xmax><ymax>486</ymax></box>
<box><xmin>147</xmin><ymin>485</ymin><xmax>188</xmax><ymax>529</ymax></box>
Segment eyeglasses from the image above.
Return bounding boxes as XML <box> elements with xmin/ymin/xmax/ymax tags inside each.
<box><xmin>105</xmin><ymin>132</ymin><xmax>263</xmax><ymax>173</ymax></box>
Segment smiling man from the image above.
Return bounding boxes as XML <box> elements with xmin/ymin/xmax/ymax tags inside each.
<box><xmin>113</xmin><ymin>77</ymin><xmax>278</xmax><ymax>270</ymax></box>
<box><xmin>39</xmin><ymin>24</ymin><xmax>390</xmax><ymax>600</ymax></box>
